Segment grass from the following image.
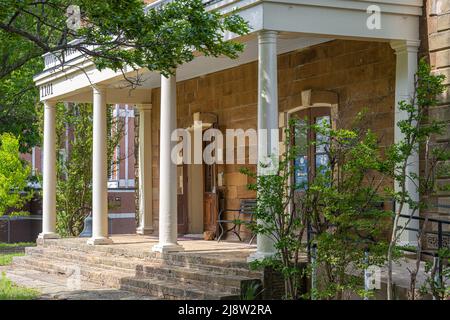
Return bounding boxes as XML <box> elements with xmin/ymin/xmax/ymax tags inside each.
<box><xmin>0</xmin><ymin>273</ymin><xmax>39</xmax><ymax>300</ymax></box>
<box><xmin>0</xmin><ymin>242</ymin><xmax>35</xmax><ymax>249</ymax></box>
<box><xmin>0</xmin><ymin>242</ymin><xmax>40</xmax><ymax>300</ymax></box>
<box><xmin>0</xmin><ymin>253</ymin><xmax>24</xmax><ymax>266</ymax></box>
<box><xmin>0</xmin><ymin>242</ymin><xmax>33</xmax><ymax>266</ymax></box>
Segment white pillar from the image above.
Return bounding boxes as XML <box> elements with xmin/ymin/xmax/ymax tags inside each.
<box><xmin>38</xmin><ymin>101</ymin><xmax>59</xmax><ymax>240</ymax></box>
<box><xmin>136</xmin><ymin>103</ymin><xmax>154</xmax><ymax>235</ymax></box>
<box><xmin>152</xmin><ymin>73</ymin><xmax>183</xmax><ymax>253</ymax></box>
<box><xmin>87</xmin><ymin>86</ymin><xmax>113</xmax><ymax>245</ymax></box>
<box><xmin>248</xmin><ymin>30</ymin><xmax>278</xmax><ymax>261</ymax></box>
<box><xmin>390</xmin><ymin>40</ymin><xmax>421</xmax><ymax>246</ymax></box>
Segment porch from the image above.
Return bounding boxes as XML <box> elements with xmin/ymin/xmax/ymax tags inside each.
<box><xmin>33</xmin><ymin>0</ymin><xmax>423</xmax><ymax>259</ymax></box>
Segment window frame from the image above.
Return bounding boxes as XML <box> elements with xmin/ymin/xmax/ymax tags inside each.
<box><xmin>289</xmin><ymin>106</ymin><xmax>332</xmax><ymax>189</ymax></box>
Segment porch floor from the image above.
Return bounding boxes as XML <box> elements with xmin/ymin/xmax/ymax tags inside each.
<box><xmin>57</xmin><ymin>234</ymin><xmax>258</xmax><ymax>263</ymax></box>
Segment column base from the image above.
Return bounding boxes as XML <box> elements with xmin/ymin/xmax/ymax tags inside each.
<box><xmin>136</xmin><ymin>226</ymin><xmax>154</xmax><ymax>235</ymax></box>
<box><xmin>37</xmin><ymin>232</ymin><xmax>60</xmax><ymax>240</ymax></box>
<box><xmin>87</xmin><ymin>237</ymin><xmax>113</xmax><ymax>245</ymax></box>
<box><xmin>152</xmin><ymin>243</ymin><xmax>184</xmax><ymax>253</ymax></box>
<box><xmin>247</xmin><ymin>251</ymin><xmax>276</xmax><ymax>263</ymax></box>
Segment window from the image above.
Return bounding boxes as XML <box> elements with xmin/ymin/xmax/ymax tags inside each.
<box><xmin>290</xmin><ymin>107</ymin><xmax>331</xmax><ymax>190</ymax></box>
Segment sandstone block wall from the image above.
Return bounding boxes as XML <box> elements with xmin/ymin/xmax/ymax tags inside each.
<box><xmin>149</xmin><ymin>39</ymin><xmax>397</xmax><ymax>236</ymax></box>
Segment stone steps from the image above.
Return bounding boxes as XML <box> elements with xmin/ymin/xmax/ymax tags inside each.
<box><xmin>24</xmin><ymin>247</ymin><xmax>250</xmax><ymax>294</ymax></box>
<box><xmin>31</xmin><ymin>242</ymin><xmax>260</xmax><ymax>277</ymax></box>
<box><xmin>14</xmin><ymin>243</ymin><xmax>262</xmax><ymax>300</ymax></box>
<box><xmin>120</xmin><ymin>278</ymin><xmax>234</xmax><ymax>300</ymax></box>
<box><xmin>13</xmin><ymin>255</ymin><xmax>134</xmax><ymax>288</ymax></box>
<box><xmin>12</xmin><ymin>255</ymin><xmax>238</xmax><ymax>299</ymax></box>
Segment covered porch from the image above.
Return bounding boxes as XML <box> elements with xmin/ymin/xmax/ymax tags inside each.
<box><xmin>33</xmin><ymin>0</ymin><xmax>423</xmax><ymax>259</ymax></box>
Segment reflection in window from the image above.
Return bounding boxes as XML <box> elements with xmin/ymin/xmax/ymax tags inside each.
<box><xmin>315</xmin><ymin>116</ymin><xmax>330</xmax><ymax>176</ymax></box>
<box><xmin>294</xmin><ymin>119</ymin><xmax>308</xmax><ymax>190</ymax></box>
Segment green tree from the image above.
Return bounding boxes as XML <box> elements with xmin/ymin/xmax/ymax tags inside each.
<box><xmin>0</xmin><ymin>59</ymin><xmax>41</xmax><ymax>153</ymax></box>
<box><xmin>0</xmin><ymin>133</ymin><xmax>32</xmax><ymax>217</ymax></box>
<box><xmin>0</xmin><ymin>0</ymin><xmax>249</xmax><ymax>151</ymax></box>
<box><xmin>240</xmin><ymin>122</ymin><xmax>308</xmax><ymax>300</ymax></box>
<box><xmin>303</xmin><ymin>118</ymin><xmax>391</xmax><ymax>300</ymax></box>
<box><xmin>241</xmin><ymin>115</ymin><xmax>391</xmax><ymax>300</ymax></box>
<box><xmin>383</xmin><ymin>60</ymin><xmax>448</xmax><ymax>300</ymax></box>
<box><xmin>0</xmin><ymin>0</ymin><xmax>249</xmax><ymax>79</ymax></box>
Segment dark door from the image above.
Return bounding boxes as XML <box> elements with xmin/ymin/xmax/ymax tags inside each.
<box><xmin>177</xmin><ymin>164</ymin><xmax>189</xmax><ymax>234</ymax></box>
<box><xmin>203</xmin><ymin>162</ymin><xmax>217</xmax><ymax>233</ymax></box>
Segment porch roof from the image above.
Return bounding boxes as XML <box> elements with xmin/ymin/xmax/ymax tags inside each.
<box><xmin>33</xmin><ymin>0</ymin><xmax>423</xmax><ymax>104</ymax></box>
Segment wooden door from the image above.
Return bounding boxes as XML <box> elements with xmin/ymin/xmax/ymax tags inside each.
<box><xmin>177</xmin><ymin>164</ymin><xmax>189</xmax><ymax>234</ymax></box>
<box><xmin>203</xmin><ymin>162</ymin><xmax>217</xmax><ymax>232</ymax></box>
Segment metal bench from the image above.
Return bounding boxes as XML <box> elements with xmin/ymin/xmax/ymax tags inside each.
<box><xmin>217</xmin><ymin>199</ymin><xmax>256</xmax><ymax>244</ymax></box>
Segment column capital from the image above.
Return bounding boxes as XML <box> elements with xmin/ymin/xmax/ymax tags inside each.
<box><xmin>390</xmin><ymin>40</ymin><xmax>420</xmax><ymax>54</ymax></box>
<box><xmin>92</xmin><ymin>84</ymin><xmax>107</xmax><ymax>95</ymax></box>
<box><xmin>43</xmin><ymin>100</ymin><xmax>57</xmax><ymax>108</ymax></box>
<box><xmin>137</xmin><ymin>103</ymin><xmax>152</xmax><ymax>111</ymax></box>
<box><xmin>258</xmin><ymin>30</ymin><xmax>278</xmax><ymax>44</ymax></box>
<box><xmin>161</xmin><ymin>69</ymin><xmax>177</xmax><ymax>80</ymax></box>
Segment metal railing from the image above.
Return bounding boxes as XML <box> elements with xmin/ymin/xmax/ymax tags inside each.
<box><xmin>0</xmin><ymin>215</ymin><xmax>43</xmax><ymax>243</ymax></box>
<box><xmin>398</xmin><ymin>214</ymin><xmax>450</xmax><ymax>288</ymax></box>
<box><xmin>306</xmin><ymin>211</ymin><xmax>449</xmax><ymax>296</ymax></box>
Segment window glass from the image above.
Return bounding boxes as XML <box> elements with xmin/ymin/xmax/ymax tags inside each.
<box><xmin>294</xmin><ymin>119</ymin><xmax>308</xmax><ymax>190</ymax></box>
<box><xmin>291</xmin><ymin>109</ymin><xmax>332</xmax><ymax>190</ymax></box>
<box><xmin>315</xmin><ymin>116</ymin><xmax>330</xmax><ymax>176</ymax></box>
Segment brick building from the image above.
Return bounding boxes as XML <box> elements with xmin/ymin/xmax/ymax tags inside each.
<box><xmin>30</xmin><ymin>0</ymin><xmax>448</xmax><ymax>258</ymax></box>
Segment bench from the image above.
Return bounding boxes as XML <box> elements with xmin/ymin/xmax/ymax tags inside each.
<box><xmin>217</xmin><ymin>199</ymin><xmax>257</xmax><ymax>244</ymax></box>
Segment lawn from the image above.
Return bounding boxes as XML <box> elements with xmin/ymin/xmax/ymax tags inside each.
<box><xmin>0</xmin><ymin>273</ymin><xmax>39</xmax><ymax>300</ymax></box>
<box><xmin>0</xmin><ymin>242</ymin><xmax>34</xmax><ymax>266</ymax></box>
<box><xmin>0</xmin><ymin>253</ymin><xmax>24</xmax><ymax>266</ymax></box>
<box><xmin>0</xmin><ymin>242</ymin><xmax>35</xmax><ymax>249</ymax></box>
<box><xmin>0</xmin><ymin>242</ymin><xmax>40</xmax><ymax>300</ymax></box>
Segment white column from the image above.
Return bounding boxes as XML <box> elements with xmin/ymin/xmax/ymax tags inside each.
<box><xmin>248</xmin><ymin>30</ymin><xmax>278</xmax><ymax>261</ymax></box>
<box><xmin>87</xmin><ymin>86</ymin><xmax>113</xmax><ymax>245</ymax></box>
<box><xmin>390</xmin><ymin>40</ymin><xmax>421</xmax><ymax>246</ymax></box>
<box><xmin>38</xmin><ymin>101</ymin><xmax>59</xmax><ymax>240</ymax></box>
<box><xmin>136</xmin><ymin>103</ymin><xmax>154</xmax><ymax>235</ymax></box>
<box><xmin>152</xmin><ymin>73</ymin><xmax>183</xmax><ymax>253</ymax></box>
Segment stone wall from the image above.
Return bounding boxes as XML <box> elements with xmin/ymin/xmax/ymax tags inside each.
<box><xmin>150</xmin><ymin>39</ymin><xmax>397</xmax><ymax>237</ymax></box>
<box><xmin>419</xmin><ymin>0</ymin><xmax>450</xmax><ymax>248</ymax></box>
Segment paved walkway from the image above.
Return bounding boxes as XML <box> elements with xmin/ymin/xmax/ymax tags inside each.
<box><xmin>1</xmin><ymin>266</ymin><xmax>157</xmax><ymax>300</ymax></box>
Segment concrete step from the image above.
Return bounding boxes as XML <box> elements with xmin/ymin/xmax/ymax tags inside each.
<box><xmin>12</xmin><ymin>255</ymin><xmax>238</xmax><ymax>300</ymax></box>
<box><xmin>120</xmin><ymin>277</ymin><xmax>236</xmax><ymax>300</ymax></box>
<box><xmin>12</xmin><ymin>255</ymin><xmax>133</xmax><ymax>288</ymax></box>
<box><xmin>25</xmin><ymin>247</ymin><xmax>252</xmax><ymax>294</ymax></box>
<box><xmin>134</xmin><ymin>264</ymin><xmax>247</xmax><ymax>294</ymax></box>
<box><xmin>29</xmin><ymin>244</ymin><xmax>261</xmax><ymax>278</ymax></box>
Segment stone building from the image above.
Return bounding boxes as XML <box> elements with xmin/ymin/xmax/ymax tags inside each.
<box><xmin>32</xmin><ymin>0</ymin><xmax>448</xmax><ymax>259</ymax></box>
